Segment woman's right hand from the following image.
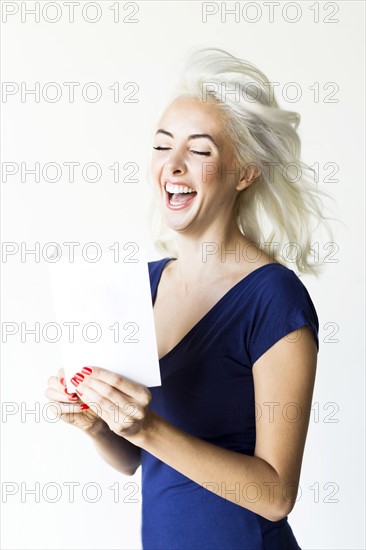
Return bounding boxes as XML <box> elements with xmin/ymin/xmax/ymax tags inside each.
<box><xmin>44</xmin><ymin>367</ymin><xmax>106</xmax><ymax>436</ymax></box>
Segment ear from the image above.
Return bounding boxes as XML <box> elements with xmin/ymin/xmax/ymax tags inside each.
<box><xmin>236</xmin><ymin>163</ymin><xmax>261</xmax><ymax>191</ymax></box>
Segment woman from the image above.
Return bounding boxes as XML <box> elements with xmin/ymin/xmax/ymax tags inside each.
<box><xmin>45</xmin><ymin>47</ymin><xmax>335</xmax><ymax>549</ymax></box>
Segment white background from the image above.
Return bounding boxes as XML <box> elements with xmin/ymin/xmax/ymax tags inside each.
<box><xmin>1</xmin><ymin>1</ymin><xmax>365</xmax><ymax>549</ymax></box>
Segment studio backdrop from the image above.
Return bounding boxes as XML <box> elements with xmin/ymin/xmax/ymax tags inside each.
<box><xmin>1</xmin><ymin>1</ymin><xmax>365</xmax><ymax>549</ymax></box>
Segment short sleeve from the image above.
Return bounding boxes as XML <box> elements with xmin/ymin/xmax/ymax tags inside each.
<box><xmin>247</xmin><ymin>268</ymin><xmax>319</xmax><ymax>366</ymax></box>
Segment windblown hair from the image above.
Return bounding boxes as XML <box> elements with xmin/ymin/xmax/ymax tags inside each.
<box><xmin>147</xmin><ymin>46</ymin><xmax>341</xmax><ymax>277</ymax></box>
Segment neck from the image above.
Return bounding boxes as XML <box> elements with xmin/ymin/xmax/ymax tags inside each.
<box><xmin>170</xmin><ymin>222</ymin><xmax>254</xmax><ymax>290</ymax></box>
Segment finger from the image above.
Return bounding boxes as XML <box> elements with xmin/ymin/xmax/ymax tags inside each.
<box><xmin>47</xmin><ymin>375</ymin><xmax>61</xmax><ymax>391</ymax></box>
<box><xmin>78</xmin><ymin>366</ymin><xmax>151</xmax><ymax>403</ymax></box>
<box><xmin>49</xmin><ymin>401</ymin><xmax>91</xmax><ymax>415</ymax></box>
<box><xmin>44</xmin><ymin>387</ymin><xmax>81</xmax><ymax>404</ymax></box>
<box><xmin>81</xmin><ymin>379</ymin><xmax>143</xmax><ymax>425</ymax></box>
<box><xmin>57</xmin><ymin>367</ymin><xmax>65</xmax><ymax>386</ymax></box>
<box><xmin>78</xmin><ymin>376</ymin><xmax>132</xmax><ymax>403</ymax></box>
<box><xmin>47</xmin><ymin>373</ymin><xmax>68</xmax><ymax>391</ymax></box>
<box><xmin>74</xmin><ymin>379</ymin><xmax>115</xmax><ymax>409</ymax></box>
<box><xmin>47</xmin><ymin>376</ymin><xmax>78</xmax><ymax>400</ymax></box>
<box><xmin>71</xmin><ymin>380</ymin><xmax>122</xmax><ymax>425</ymax></box>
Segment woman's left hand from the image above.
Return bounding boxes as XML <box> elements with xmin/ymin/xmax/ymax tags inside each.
<box><xmin>69</xmin><ymin>366</ymin><xmax>153</xmax><ymax>444</ymax></box>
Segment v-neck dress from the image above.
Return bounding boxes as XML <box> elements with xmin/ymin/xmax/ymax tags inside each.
<box><xmin>140</xmin><ymin>257</ymin><xmax>319</xmax><ymax>550</ymax></box>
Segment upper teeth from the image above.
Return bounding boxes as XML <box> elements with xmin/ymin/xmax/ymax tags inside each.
<box><xmin>165</xmin><ymin>183</ymin><xmax>196</xmax><ymax>194</ymax></box>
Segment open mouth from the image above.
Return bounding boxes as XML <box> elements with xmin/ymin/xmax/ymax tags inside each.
<box><xmin>165</xmin><ymin>189</ymin><xmax>198</xmax><ymax>209</ymax></box>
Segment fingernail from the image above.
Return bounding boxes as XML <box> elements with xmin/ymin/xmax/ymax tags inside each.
<box><xmin>64</xmin><ymin>388</ymin><xmax>77</xmax><ymax>397</ymax></box>
<box><xmin>68</xmin><ymin>395</ymin><xmax>78</xmax><ymax>401</ymax></box>
<box><xmin>74</xmin><ymin>372</ymin><xmax>85</xmax><ymax>382</ymax></box>
<box><xmin>60</xmin><ymin>377</ymin><xmax>65</xmax><ymax>386</ymax></box>
<box><xmin>80</xmin><ymin>404</ymin><xmax>89</xmax><ymax>410</ymax></box>
<box><xmin>81</xmin><ymin>367</ymin><xmax>92</xmax><ymax>375</ymax></box>
<box><xmin>71</xmin><ymin>377</ymin><xmax>79</xmax><ymax>387</ymax></box>
<box><xmin>75</xmin><ymin>389</ymin><xmax>83</xmax><ymax>397</ymax></box>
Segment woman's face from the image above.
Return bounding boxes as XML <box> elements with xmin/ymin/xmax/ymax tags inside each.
<box><xmin>151</xmin><ymin>95</ymin><xmax>246</xmax><ymax>234</ymax></box>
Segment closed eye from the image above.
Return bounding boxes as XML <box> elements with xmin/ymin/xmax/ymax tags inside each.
<box><xmin>192</xmin><ymin>151</ymin><xmax>211</xmax><ymax>156</ymax></box>
<box><xmin>153</xmin><ymin>146</ymin><xmax>211</xmax><ymax>156</ymax></box>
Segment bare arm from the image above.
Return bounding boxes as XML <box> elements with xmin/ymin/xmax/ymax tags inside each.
<box><xmin>124</xmin><ymin>326</ymin><xmax>317</xmax><ymax>521</ymax></box>
<box><xmin>85</xmin><ymin>419</ymin><xmax>141</xmax><ymax>476</ymax></box>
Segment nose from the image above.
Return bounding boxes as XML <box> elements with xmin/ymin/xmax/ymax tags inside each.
<box><xmin>164</xmin><ymin>148</ymin><xmax>186</xmax><ymax>176</ymax></box>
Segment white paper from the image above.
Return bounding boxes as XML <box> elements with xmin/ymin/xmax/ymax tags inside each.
<box><xmin>45</xmin><ymin>245</ymin><xmax>161</xmax><ymax>393</ymax></box>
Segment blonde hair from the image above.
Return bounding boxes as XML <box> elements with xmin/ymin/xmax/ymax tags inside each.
<box><xmin>147</xmin><ymin>46</ymin><xmax>342</xmax><ymax>277</ymax></box>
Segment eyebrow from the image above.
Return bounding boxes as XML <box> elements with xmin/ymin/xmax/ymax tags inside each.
<box><xmin>155</xmin><ymin>129</ymin><xmax>220</xmax><ymax>149</ymax></box>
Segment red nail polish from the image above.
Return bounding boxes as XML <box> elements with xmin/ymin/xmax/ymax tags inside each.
<box><xmin>81</xmin><ymin>367</ymin><xmax>92</xmax><ymax>375</ymax></box>
<box><xmin>80</xmin><ymin>404</ymin><xmax>89</xmax><ymax>410</ymax></box>
<box><xmin>75</xmin><ymin>389</ymin><xmax>83</xmax><ymax>397</ymax></box>
<box><xmin>64</xmin><ymin>388</ymin><xmax>77</xmax><ymax>397</ymax></box>
<box><xmin>71</xmin><ymin>377</ymin><xmax>79</xmax><ymax>387</ymax></box>
<box><xmin>74</xmin><ymin>373</ymin><xmax>85</xmax><ymax>382</ymax></box>
<box><xmin>60</xmin><ymin>377</ymin><xmax>65</xmax><ymax>386</ymax></box>
<box><xmin>68</xmin><ymin>395</ymin><xmax>78</xmax><ymax>401</ymax></box>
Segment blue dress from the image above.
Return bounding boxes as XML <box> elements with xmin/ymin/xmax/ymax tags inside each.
<box><xmin>141</xmin><ymin>257</ymin><xmax>319</xmax><ymax>550</ymax></box>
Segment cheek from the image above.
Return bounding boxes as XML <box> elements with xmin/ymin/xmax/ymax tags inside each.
<box><xmin>218</xmin><ymin>162</ymin><xmax>240</xmax><ymax>186</ymax></box>
<box><xmin>195</xmin><ymin>158</ymin><xmax>218</xmax><ymax>184</ymax></box>
<box><xmin>203</xmin><ymin>165</ymin><xmax>227</xmax><ymax>188</ymax></box>
<box><xmin>151</xmin><ymin>158</ymin><xmax>162</xmax><ymax>179</ymax></box>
